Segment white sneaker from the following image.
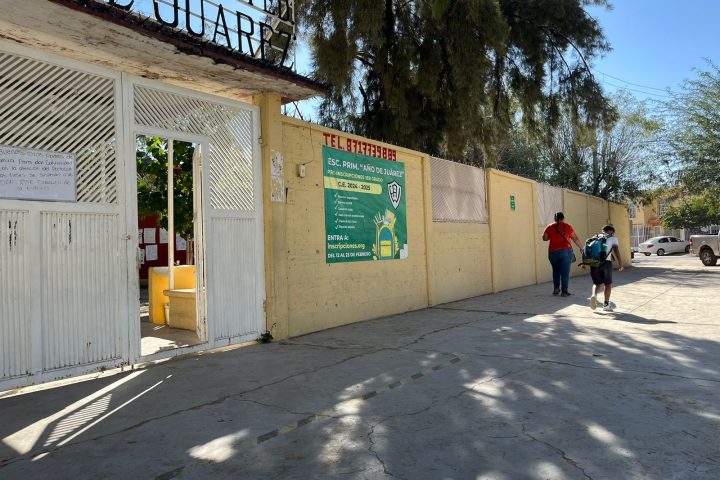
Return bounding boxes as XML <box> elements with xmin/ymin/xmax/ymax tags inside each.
<box><xmin>603</xmin><ymin>302</ymin><xmax>614</xmax><ymax>312</ymax></box>
<box><xmin>589</xmin><ymin>296</ymin><xmax>597</xmax><ymax>310</ymax></box>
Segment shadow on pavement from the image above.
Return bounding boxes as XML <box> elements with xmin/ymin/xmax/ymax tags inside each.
<box><xmin>0</xmin><ymin>263</ymin><xmax>718</xmax><ymax>479</ymax></box>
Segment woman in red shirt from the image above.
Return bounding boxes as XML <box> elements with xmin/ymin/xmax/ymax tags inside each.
<box><xmin>542</xmin><ymin>212</ymin><xmax>583</xmax><ymax>296</ymax></box>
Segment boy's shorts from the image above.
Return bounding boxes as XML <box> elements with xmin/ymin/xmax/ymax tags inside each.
<box><xmin>590</xmin><ymin>262</ymin><xmax>613</xmax><ymax>286</ymax></box>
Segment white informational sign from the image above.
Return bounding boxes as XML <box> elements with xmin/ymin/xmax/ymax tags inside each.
<box><xmin>139</xmin><ymin>249</ymin><xmax>146</xmax><ymax>265</ymax></box>
<box><xmin>143</xmin><ymin>228</ymin><xmax>156</xmax><ymax>244</ymax></box>
<box><xmin>145</xmin><ymin>244</ymin><xmax>159</xmax><ymax>261</ymax></box>
<box><xmin>159</xmin><ymin>228</ymin><xmax>169</xmax><ymax>244</ymax></box>
<box><xmin>175</xmin><ymin>234</ymin><xmax>187</xmax><ymax>251</ymax></box>
<box><xmin>0</xmin><ymin>145</ymin><xmax>76</xmax><ymax>201</ymax></box>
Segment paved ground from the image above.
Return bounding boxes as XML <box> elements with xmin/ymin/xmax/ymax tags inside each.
<box><xmin>1</xmin><ymin>255</ymin><xmax>719</xmax><ymax>479</ymax></box>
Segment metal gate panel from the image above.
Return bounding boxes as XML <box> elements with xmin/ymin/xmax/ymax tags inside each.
<box><xmin>0</xmin><ymin>51</ymin><xmax>118</xmax><ymax>203</ymax></box>
<box><xmin>0</xmin><ymin>47</ymin><xmax>127</xmax><ymax>388</ymax></box>
<box><xmin>41</xmin><ymin>212</ymin><xmax>122</xmax><ymax>370</ymax></box>
<box><xmin>208</xmin><ymin>217</ymin><xmax>259</xmax><ymax>340</ymax></box>
<box><xmin>133</xmin><ymin>83</ymin><xmax>264</xmax><ymax>344</ymax></box>
<box><xmin>0</xmin><ymin>210</ymin><xmax>30</xmax><ymax>379</ymax></box>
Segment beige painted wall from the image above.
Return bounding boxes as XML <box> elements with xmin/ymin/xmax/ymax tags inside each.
<box><xmin>281</xmin><ymin>118</ymin><xmax>431</xmax><ymax>337</ymax></box>
<box><xmin>535</xmin><ymin>223</ymin><xmax>555</xmax><ymax>284</ymax></box>
<box><xmin>429</xmin><ymin>222</ymin><xmax>492</xmax><ymax>305</ymax></box>
<box><xmin>488</xmin><ymin>170</ymin><xmax>537</xmax><ymax>292</ymax></box>
<box><xmin>562</xmin><ymin>190</ymin><xmax>590</xmax><ymax>278</ymax></box>
<box><xmin>610</xmin><ymin>203</ymin><xmax>632</xmax><ymax>266</ymax></box>
<box><xmin>588</xmin><ymin>196</ymin><xmax>610</xmax><ymax>236</ymax></box>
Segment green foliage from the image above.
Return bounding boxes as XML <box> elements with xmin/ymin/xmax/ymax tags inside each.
<box><xmin>257</xmin><ymin>331</ymin><xmax>274</xmax><ymax>343</ymax></box>
<box><xmin>136</xmin><ymin>136</ymin><xmax>195</xmax><ymax>242</ymax></box>
<box><xmin>661</xmin><ymin>190</ymin><xmax>720</xmax><ymax>229</ymax></box>
<box><xmin>297</xmin><ymin>0</ymin><xmax>615</xmax><ymax>162</ymax></box>
<box><xmin>666</xmin><ymin>62</ymin><xmax>720</xmax><ymax>194</ymax></box>
<box><xmin>497</xmin><ymin>94</ymin><xmax>660</xmax><ymax>202</ymax></box>
<box><xmin>496</xmin><ymin>128</ymin><xmax>546</xmax><ymax>182</ymax></box>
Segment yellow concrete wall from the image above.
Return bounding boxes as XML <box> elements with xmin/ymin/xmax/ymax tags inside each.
<box><xmin>588</xmin><ymin>196</ymin><xmax>610</xmax><ymax>236</ymax></box>
<box><xmin>562</xmin><ymin>190</ymin><xmax>590</xmax><ymax>278</ymax></box>
<box><xmin>259</xmin><ymin>105</ymin><xmax>632</xmax><ymax>338</ymax></box>
<box><xmin>487</xmin><ymin>169</ymin><xmax>537</xmax><ymax>292</ymax></box>
<box><xmin>281</xmin><ymin>118</ymin><xmax>431</xmax><ymax>337</ymax></box>
<box><xmin>609</xmin><ymin>203</ymin><xmax>632</xmax><ymax>266</ymax></box>
<box><xmin>255</xmin><ymin>93</ymin><xmax>290</xmax><ymax>340</ymax></box>
<box><xmin>535</xmin><ymin>223</ymin><xmax>554</xmax><ymax>284</ymax></box>
<box><xmin>429</xmin><ymin>222</ymin><xmax>492</xmax><ymax>305</ymax></box>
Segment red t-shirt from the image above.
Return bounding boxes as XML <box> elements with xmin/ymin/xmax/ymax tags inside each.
<box><xmin>544</xmin><ymin>221</ymin><xmax>574</xmax><ymax>252</ymax></box>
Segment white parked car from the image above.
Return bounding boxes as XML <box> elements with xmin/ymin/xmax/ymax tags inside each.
<box><xmin>638</xmin><ymin>236</ymin><xmax>690</xmax><ymax>256</ymax></box>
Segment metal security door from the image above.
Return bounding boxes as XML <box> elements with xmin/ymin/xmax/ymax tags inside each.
<box><xmin>204</xmin><ymin>108</ymin><xmax>265</xmax><ymax>344</ymax></box>
<box><xmin>132</xmin><ymin>82</ymin><xmax>265</xmax><ymax>348</ymax></box>
<box><xmin>0</xmin><ymin>45</ymin><xmax>128</xmax><ymax>389</ymax></box>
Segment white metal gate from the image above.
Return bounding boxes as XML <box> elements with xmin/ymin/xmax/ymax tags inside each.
<box><xmin>0</xmin><ymin>47</ymin><xmax>127</xmax><ymax>388</ymax></box>
<box><xmin>1</xmin><ymin>44</ymin><xmax>265</xmax><ymax>390</ymax></box>
<box><xmin>131</xmin><ymin>82</ymin><xmax>265</xmax><ymax>348</ymax></box>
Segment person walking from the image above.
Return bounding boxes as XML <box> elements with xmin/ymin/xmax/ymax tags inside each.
<box><xmin>542</xmin><ymin>212</ymin><xmax>583</xmax><ymax>296</ymax></box>
<box><xmin>588</xmin><ymin>224</ymin><xmax>624</xmax><ymax>311</ymax></box>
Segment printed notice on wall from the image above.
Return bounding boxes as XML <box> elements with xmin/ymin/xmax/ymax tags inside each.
<box><xmin>323</xmin><ymin>145</ymin><xmax>408</xmax><ymax>263</ymax></box>
<box><xmin>143</xmin><ymin>228</ymin><xmax>156</xmax><ymax>244</ymax></box>
<box><xmin>0</xmin><ymin>145</ymin><xmax>76</xmax><ymax>201</ymax></box>
<box><xmin>175</xmin><ymin>234</ymin><xmax>187</xmax><ymax>251</ymax></box>
<box><xmin>145</xmin><ymin>244</ymin><xmax>159</xmax><ymax>262</ymax></box>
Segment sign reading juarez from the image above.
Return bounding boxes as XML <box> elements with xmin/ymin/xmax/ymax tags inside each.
<box><xmin>323</xmin><ymin>146</ymin><xmax>407</xmax><ymax>263</ymax></box>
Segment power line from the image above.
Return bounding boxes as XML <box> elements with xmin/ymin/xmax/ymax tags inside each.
<box><xmin>593</xmin><ymin>68</ymin><xmax>671</xmax><ymax>93</ymax></box>
<box><xmin>599</xmin><ymin>79</ymin><xmax>673</xmax><ymax>99</ymax></box>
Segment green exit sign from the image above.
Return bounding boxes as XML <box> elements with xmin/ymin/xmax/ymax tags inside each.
<box><xmin>510</xmin><ymin>195</ymin><xmax>516</xmax><ymax>211</ymax></box>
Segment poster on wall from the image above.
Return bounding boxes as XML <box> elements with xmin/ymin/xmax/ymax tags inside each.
<box><xmin>0</xmin><ymin>145</ymin><xmax>75</xmax><ymax>202</ymax></box>
<box><xmin>323</xmin><ymin>145</ymin><xmax>408</xmax><ymax>263</ymax></box>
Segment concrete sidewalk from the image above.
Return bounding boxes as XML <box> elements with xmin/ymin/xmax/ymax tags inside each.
<box><xmin>1</xmin><ymin>256</ymin><xmax>719</xmax><ymax>479</ymax></box>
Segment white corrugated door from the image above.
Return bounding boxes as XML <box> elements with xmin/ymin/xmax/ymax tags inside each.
<box><xmin>204</xmin><ymin>107</ymin><xmax>264</xmax><ymax>342</ymax></box>
<box><xmin>0</xmin><ymin>211</ymin><xmax>30</xmax><ymax>379</ymax></box>
<box><xmin>0</xmin><ymin>48</ymin><xmax>127</xmax><ymax>386</ymax></box>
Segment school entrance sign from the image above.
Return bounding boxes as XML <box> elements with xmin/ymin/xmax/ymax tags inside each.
<box><xmin>83</xmin><ymin>0</ymin><xmax>296</xmax><ymax>68</ymax></box>
<box><xmin>323</xmin><ymin>145</ymin><xmax>407</xmax><ymax>263</ymax></box>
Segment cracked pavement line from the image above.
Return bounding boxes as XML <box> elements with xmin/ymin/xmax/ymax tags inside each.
<box><xmin>521</xmin><ymin>423</ymin><xmax>593</xmax><ymax>480</ymax></box>
<box><xmin>151</xmin><ymin>354</ymin><xmax>464</xmax><ymax>480</ymax></box>
<box><xmin>363</xmin><ymin>363</ymin><xmax>539</xmax><ymax>480</ymax></box>
<box><xmin>229</xmin><ymin>354</ymin><xmax>464</xmax><ymax>449</ymax></box>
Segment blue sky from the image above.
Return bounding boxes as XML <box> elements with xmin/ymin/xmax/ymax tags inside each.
<box><xmin>576</xmin><ymin>1</ymin><xmax>720</xmax><ymax>101</ymax></box>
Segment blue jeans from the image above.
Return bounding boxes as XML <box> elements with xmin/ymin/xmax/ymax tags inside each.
<box><xmin>549</xmin><ymin>248</ymin><xmax>573</xmax><ymax>291</ymax></box>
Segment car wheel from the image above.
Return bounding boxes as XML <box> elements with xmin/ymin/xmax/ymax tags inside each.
<box><xmin>657</xmin><ymin>249</ymin><xmax>665</xmax><ymax>256</ymax></box>
<box><xmin>644</xmin><ymin>253</ymin><xmax>651</xmax><ymax>256</ymax></box>
<box><xmin>700</xmin><ymin>249</ymin><xmax>718</xmax><ymax>266</ymax></box>
<box><xmin>685</xmin><ymin>245</ymin><xmax>691</xmax><ymax>253</ymax></box>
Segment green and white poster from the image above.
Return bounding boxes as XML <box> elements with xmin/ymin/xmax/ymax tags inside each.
<box><xmin>323</xmin><ymin>145</ymin><xmax>407</xmax><ymax>263</ymax></box>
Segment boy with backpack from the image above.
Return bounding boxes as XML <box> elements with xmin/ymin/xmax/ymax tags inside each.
<box><xmin>584</xmin><ymin>224</ymin><xmax>624</xmax><ymax>312</ymax></box>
